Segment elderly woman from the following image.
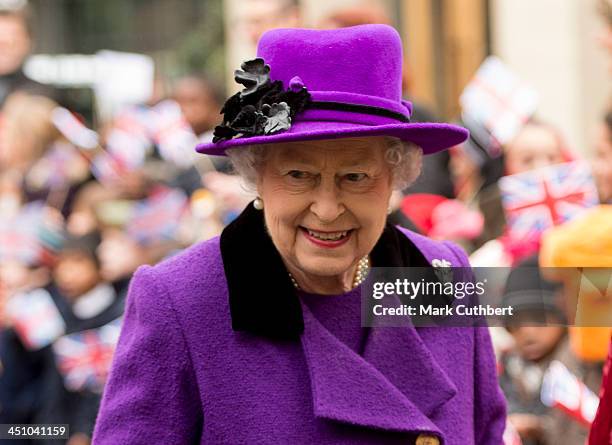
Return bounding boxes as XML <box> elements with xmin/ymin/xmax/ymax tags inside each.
<box><xmin>93</xmin><ymin>25</ymin><xmax>506</xmax><ymax>444</ymax></box>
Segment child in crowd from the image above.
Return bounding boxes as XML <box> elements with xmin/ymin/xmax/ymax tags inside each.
<box><xmin>470</xmin><ymin>120</ymin><xmax>572</xmax><ymax>266</ymax></box>
<box><xmin>0</xmin><ymin>93</ymin><xmax>90</xmax><ymax>217</ymax></box>
<box><xmin>499</xmin><ymin>256</ymin><xmax>603</xmax><ymax>445</ymax></box>
<box><xmin>503</xmin><ymin>121</ymin><xmax>567</xmax><ymax>176</ymax></box>
<box><xmin>0</xmin><ymin>202</ymin><xmax>62</xmax><ymax>315</ymax></box>
<box><xmin>0</xmin><ymin>232</ymin><xmax>125</xmax><ymax>445</ymax></box>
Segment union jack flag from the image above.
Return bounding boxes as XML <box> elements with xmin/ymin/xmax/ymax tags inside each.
<box><xmin>460</xmin><ymin>56</ymin><xmax>539</xmax><ymax>145</ymax></box>
<box><xmin>106</xmin><ymin>106</ymin><xmax>153</xmax><ymax>170</ymax></box>
<box><xmin>126</xmin><ymin>186</ymin><xmax>188</xmax><ymax>245</ymax></box>
<box><xmin>541</xmin><ymin>360</ymin><xmax>599</xmax><ymax>426</ymax></box>
<box><xmin>5</xmin><ymin>288</ymin><xmax>66</xmax><ymax>350</ymax></box>
<box><xmin>51</xmin><ymin>107</ymin><xmax>99</xmax><ymax>150</ymax></box>
<box><xmin>90</xmin><ymin>149</ymin><xmax>129</xmax><ymax>185</ymax></box>
<box><xmin>149</xmin><ymin>100</ymin><xmax>198</xmax><ymax>169</ymax></box>
<box><xmin>52</xmin><ymin>317</ymin><xmax>122</xmax><ymax>393</ymax></box>
<box><xmin>499</xmin><ymin>161</ymin><xmax>599</xmax><ymax>240</ymax></box>
<box><xmin>0</xmin><ymin>202</ymin><xmax>64</xmax><ymax>266</ymax></box>
<box><xmin>0</xmin><ymin>223</ymin><xmax>40</xmax><ymax>265</ymax></box>
<box><xmin>28</xmin><ymin>142</ymin><xmax>87</xmax><ymax>190</ymax></box>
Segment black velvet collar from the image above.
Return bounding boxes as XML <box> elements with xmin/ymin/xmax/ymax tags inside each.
<box><xmin>220</xmin><ymin>202</ymin><xmax>430</xmax><ymax>339</ymax></box>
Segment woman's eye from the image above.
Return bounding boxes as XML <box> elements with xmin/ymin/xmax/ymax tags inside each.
<box><xmin>287</xmin><ymin>170</ymin><xmax>310</xmax><ymax>179</ymax></box>
<box><xmin>344</xmin><ymin>173</ymin><xmax>368</xmax><ymax>182</ymax></box>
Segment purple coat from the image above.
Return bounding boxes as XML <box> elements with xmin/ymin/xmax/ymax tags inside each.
<box><xmin>92</xmin><ymin>205</ymin><xmax>506</xmax><ymax>444</ymax></box>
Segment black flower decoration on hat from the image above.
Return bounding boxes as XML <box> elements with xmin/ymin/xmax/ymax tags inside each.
<box><xmin>235</xmin><ymin>58</ymin><xmax>271</xmax><ymax>98</ymax></box>
<box><xmin>213</xmin><ymin>58</ymin><xmax>311</xmax><ymax>143</ymax></box>
<box><xmin>263</xmin><ymin>102</ymin><xmax>291</xmax><ymax>134</ymax></box>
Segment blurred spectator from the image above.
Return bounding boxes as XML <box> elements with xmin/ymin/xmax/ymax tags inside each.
<box><xmin>54</xmin><ymin>232</ymin><xmax>106</xmax><ymax>305</ymax></box>
<box><xmin>97</xmin><ymin>227</ymin><xmax>178</xmax><ymax>284</ymax></box>
<box><xmin>504</xmin><ymin>122</ymin><xmax>567</xmax><ymax>176</ymax></box>
<box><xmin>486</xmin><ymin>120</ymin><xmax>569</xmax><ymax>241</ymax></box>
<box><xmin>499</xmin><ymin>256</ymin><xmax>601</xmax><ymax>445</ymax></box>
<box><xmin>171</xmin><ymin>74</ymin><xmax>230</xmax><ymax>179</ymax></box>
<box><xmin>0</xmin><ymin>2</ymin><xmax>56</xmax><ymax>106</ymax></box>
<box><xmin>0</xmin><ymin>203</ymin><xmax>62</xmax><ymax>309</ymax></box>
<box><xmin>96</xmin><ymin>228</ymin><xmax>148</xmax><ymax>284</ymax></box>
<box><xmin>469</xmin><ymin>120</ymin><xmax>572</xmax><ymax>265</ymax></box>
<box><xmin>319</xmin><ymin>4</ymin><xmax>392</xmax><ymax>29</ymax></box>
<box><xmin>0</xmin><ymin>93</ymin><xmax>91</xmax><ymax>217</ymax></box>
<box><xmin>593</xmin><ymin>108</ymin><xmax>612</xmax><ymax>203</ymax></box>
<box><xmin>172</xmin><ymin>74</ymin><xmax>222</xmax><ymax>139</ymax></box>
<box><xmin>0</xmin><ymin>231</ymin><xmax>125</xmax><ymax>445</ymax></box>
<box><xmin>66</xmin><ymin>181</ymin><xmax>120</xmax><ymax>237</ymax></box>
<box><xmin>66</xmin><ymin>176</ymin><xmax>190</xmax><ymax>277</ymax></box>
<box><xmin>235</xmin><ymin>0</ymin><xmax>301</xmax><ymax>46</ymax></box>
<box><xmin>0</xmin><ymin>93</ymin><xmax>59</xmax><ymax>176</ymax></box>
<box><xmin>397</xmin><ymin>193</ymin><xmax>484</xmax><ymax>249</ymax></box>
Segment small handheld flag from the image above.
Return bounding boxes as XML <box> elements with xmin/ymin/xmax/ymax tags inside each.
<box><xmin>499</xmin><ymin>161</ymin><xmax>599</xmax><ymax>240</ymax></box>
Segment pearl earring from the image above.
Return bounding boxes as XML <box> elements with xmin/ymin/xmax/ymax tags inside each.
<box><xmin>253</xmin><ymin>197</ymin><xmax>264</xmax><ymax>210</ymax></box>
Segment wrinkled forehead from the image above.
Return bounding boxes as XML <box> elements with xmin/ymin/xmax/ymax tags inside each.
<box><xmin>269</xmin><ymin>137</ymin><xmax>387</xmax><ymax>167</ymax></box>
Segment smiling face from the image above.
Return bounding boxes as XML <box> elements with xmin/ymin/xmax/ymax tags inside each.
<box><xmin>505</xmin><ymin>123</ymin><xmax>565</xmax><ymax>175</ymax></box>
<box><xmin>257</xmin><ymin>137</ymin><xmax>393</xmax><ymax>294</ymax></box>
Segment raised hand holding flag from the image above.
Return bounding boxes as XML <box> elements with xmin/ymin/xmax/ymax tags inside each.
<box><xmin>52</xmin><ymin>317</ymin><xmax>122</xmax><ymax>393</ymax></box>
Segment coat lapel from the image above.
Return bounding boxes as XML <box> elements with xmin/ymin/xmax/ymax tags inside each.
<box><xmin>300</xmin><ymin>302</ymin><xmax>456</xmax><ymax>434</ymax></box>
<box><xmin>361</xmin><ymin>318</ymin><xmax>457</xmax><ymax>417</ymax></box>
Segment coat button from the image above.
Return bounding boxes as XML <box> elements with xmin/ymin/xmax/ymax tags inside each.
<box><xmin>415</xmin><ymin>434</ymin><xmax>440</xmax><ymax>445</ymax></box>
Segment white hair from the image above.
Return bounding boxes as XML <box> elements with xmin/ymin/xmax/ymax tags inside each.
<box><xmin>226</xmin><ymin>137</ymin><xmax>423</xmax><ymax>191</ymax></box>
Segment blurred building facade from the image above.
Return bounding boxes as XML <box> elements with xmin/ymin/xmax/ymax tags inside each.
<box><xmin>21</xmin><ymin>0</ymin><xmax>609</xmax><ymax>155</ymax></box>
<box><xmin>491</xmin><ymin>0</ymin><xmax>609</xmax><ymax>156</ymax></box>
<box><xmin>27</xmin><ymin>0</ymin><xmax>224</xmax><ymax>85</ymax></box>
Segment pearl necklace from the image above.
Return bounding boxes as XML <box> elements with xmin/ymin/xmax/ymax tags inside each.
<box><xmin>288</xmin><ymin>256</ymin><xmax>370</xmax><ymax>291</ymax></box>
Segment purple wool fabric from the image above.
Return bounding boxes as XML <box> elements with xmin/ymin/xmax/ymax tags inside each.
<box><xmin>299</xmin><ymin>288</ymin><xmax>365</xmax><ymax>354</ymax></box>
<box><xmin>92</xmin><ymin>228</ymin><xmax>506</xmax><ymax>444</ymax></box>
<box><xmin>196</xmin><ymin>25</ymin><xmax>468</xmax><ymax>156</ymax></box>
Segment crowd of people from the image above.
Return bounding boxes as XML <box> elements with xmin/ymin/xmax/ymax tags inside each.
<box><xmin>0</xmin><ymin>1</ymin><xmax>611</xmax><ymax>444</ymax></box>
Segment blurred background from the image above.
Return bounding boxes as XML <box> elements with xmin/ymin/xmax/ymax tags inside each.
<box><xmin>19</xmin><ymin>0</ymin><xmax>610</xmax><ymax>150</ymax></box>
<box><xmin>0</xmin><ymin>1</ymin><xmax>611</xmax><ymax>444</ymax></box>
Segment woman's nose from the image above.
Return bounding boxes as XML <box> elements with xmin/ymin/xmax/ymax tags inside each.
<box><xmin>309</xmin><ymin>181</ymin><xmax>344</xmax><ymax>223</ymax></box>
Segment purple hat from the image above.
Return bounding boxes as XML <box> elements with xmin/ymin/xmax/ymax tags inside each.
<box><xmin>196</xmin><ymin>24</ymin><xmax>468</xmax><ymax>156</ymax></box>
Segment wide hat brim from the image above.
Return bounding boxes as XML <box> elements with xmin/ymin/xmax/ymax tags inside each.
<box><xmin>196</xmin><ymin>120</ymin><xmax>468</xmax><ymax>156</ymax></box>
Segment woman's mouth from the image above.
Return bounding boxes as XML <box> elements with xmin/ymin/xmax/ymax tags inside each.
<box><xmin>300</xmin><ymin>227</ymin><xmax>353</xmax><ymax>248</ymax></box>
